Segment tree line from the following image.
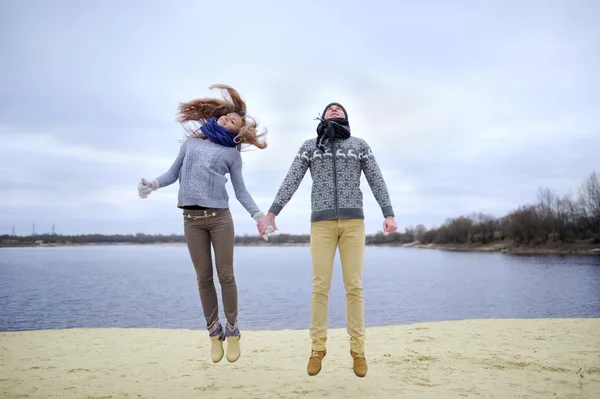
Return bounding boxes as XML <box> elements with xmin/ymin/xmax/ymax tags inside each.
<box><xmin>400</xmin><ymin>170</ymin><xmax>600</xmax><ymax>246</ymax></box>
<box><xmin>2</xmin><ymin>170</ymin><xmax>598</xmax><ymax>247</ymax></box>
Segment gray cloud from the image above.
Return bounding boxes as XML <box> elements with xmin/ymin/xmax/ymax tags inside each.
<box><xmin>1</xmin><ymin>0</ymin><xmax>599</xmax><ymax>236</ymax></box>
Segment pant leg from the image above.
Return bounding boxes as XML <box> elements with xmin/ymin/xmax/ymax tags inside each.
<box><xmin>207</xmin><ymin>209</ymin><xmax>238</xmax><ymax>336</ymax></box>
<box><xmin>309</xmin><ymin>220</ymin><xmax>339</xmax><ymax>351</ymax></box>
<box><xmin>338</xmin><ymin>218</ymin><xmax>366</xmax><ymax>353</ymax></box>
<box><xmin>183</xmin><ymin>210</ymin><xmax>221</xmax><ymax>336</ymax></box>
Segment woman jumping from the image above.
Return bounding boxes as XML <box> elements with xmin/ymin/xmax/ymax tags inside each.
<box><xmin>137</xmin><ymin>84</ymin><xmax>267</xmax><ymax>363</ymax></box>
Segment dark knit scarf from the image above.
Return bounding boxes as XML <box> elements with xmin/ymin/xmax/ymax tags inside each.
<box><xmin>199</xmin><ymin>117</ymin><xmax>238</xmax><ymax>147</ymax></box>
<box><xmin>315</xmin><ymin>102</ymin><xmax>351</xmax><ymax>151</ymax></box>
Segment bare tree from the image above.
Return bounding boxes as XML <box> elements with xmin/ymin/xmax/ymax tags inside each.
<box><xmin>507</xmin><ymin>204</ymin><xmax>538</xmax><ymax>244</ymax></box>
<box><xmin>579</xmin><ymin>170</ymin><xmax>600</xmax><ymax>236</ymax></box>
<box><xmin>536</xmin><ymin>187</ymin><xmax>557</xmax><ymax>243</ymax></box>
<box><xmin>414</xmin><ymin>224</ymin><xmax>427</xmax><ymax>243</ymax></box>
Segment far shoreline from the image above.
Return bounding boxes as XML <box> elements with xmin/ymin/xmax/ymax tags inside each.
<box><xmin>2</xmin><ymin>239</ymin><xmax>599</xmax><ymax>256</ymax></box>
<box><xmin>398</xmin><ymin>240</ymin><xmax>600</xmax><ymax>256</ymax></box>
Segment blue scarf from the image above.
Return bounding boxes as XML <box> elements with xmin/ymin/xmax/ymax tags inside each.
<box><xmin>199</xmin><ymin>117</ymin><xmax>238</xmax><ymax>147</ymax></box>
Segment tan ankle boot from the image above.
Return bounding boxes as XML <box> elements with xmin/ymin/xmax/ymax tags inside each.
<box><xmin>307</xmin><ymin>349</ymin><xmax>326</xmax><ymax>376</ymax></box>
<box><xmin>351</xmin><ymin>350</ymin><xmax>367</xmax><ymax>377</ymax></box>
<box><xmin>210</xmin><ymin>336</ymin><xmax>224</xmax><ymax>363</ymax></box>
<box><xmin>226</xmin><ymin>336</ymin><xmax>241</xmax><ymax>362</ymax></box>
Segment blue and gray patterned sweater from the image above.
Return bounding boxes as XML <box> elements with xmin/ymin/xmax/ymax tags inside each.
<box><xmin>268</xmin><ymin>136</ymin><xmax>394</xmax><ymax>221</ymax></box>
<box><xmin>155</xmin><ymin>138</ymin><xmax>261</xmax><ymax>218</ymax></box>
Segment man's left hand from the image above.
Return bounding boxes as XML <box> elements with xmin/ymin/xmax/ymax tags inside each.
<box><xmin>383</xmin><ymin>216</ymin><xmax>397</xmax><ymax>233</ymax></box>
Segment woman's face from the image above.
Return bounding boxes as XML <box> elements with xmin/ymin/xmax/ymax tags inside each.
<box><xmin>217</xmin><ymin>112</ymin><xmax>243</xmax><ymax>132</ymax></box>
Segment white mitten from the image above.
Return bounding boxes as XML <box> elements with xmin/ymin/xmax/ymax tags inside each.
<box><xmin>138</xmin><ymin>178</ymin><xmax>159</xmax><ymax>198</ymax></box>
<box><xmin>262</xmin><ymin>225</ymin><xmax>274</xmax><ymax>241</ymax></box>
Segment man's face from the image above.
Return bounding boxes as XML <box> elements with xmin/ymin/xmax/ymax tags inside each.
<box><xmin>324</xmin><ymin>104</ymin><xmax>345</xmax><ymax>120</ymax></box>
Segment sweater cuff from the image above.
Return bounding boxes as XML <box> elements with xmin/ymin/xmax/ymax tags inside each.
<box><xmin>382</xmin><ymin>206</ymin><xmax>394</xmax><ymax>218</ymax></box>
<box><xmin>268</xmin><ymin>203</ymin><xmax>283</xmax><ymax>216</ymax></box>
<box><xmin>252</xmin><ymin>211</ymin><xmax>265</xmax><ymax>221</ymax></box>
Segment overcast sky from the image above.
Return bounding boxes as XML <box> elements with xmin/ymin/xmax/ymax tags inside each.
<box><xmin>1</xmin><ymin>0</ymin><xmax>598</xmax><ymax>237</ymax></box>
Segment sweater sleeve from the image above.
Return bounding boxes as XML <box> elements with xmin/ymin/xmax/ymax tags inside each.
<box><xmin>155</xmin><ymin>140</ymin><xmax>187</xmax><ymax>188</ymax></box>
<box><xmin>268</xmin><ymin>141</ymin><xmax>310</xmax><ymax>215</ymax></box>
<box><xmin>229</xmin><ymin>151</ymin><xmax>261</xmax><ymax>218</ymax></box>
<box><xmin>360</xmin><ymin>139</ymin><xmax>394</xmax><ymax>218</ymax></box>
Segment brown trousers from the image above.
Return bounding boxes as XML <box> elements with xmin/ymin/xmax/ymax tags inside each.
<box><xmin>182</xmin><ymin>208</ymin><xmax>238</xmax><ymax>336</ymax></box>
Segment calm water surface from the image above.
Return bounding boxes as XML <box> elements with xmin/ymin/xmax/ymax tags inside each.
<box><xmin>1</xmin><ymin>245</ymin><xmax>599</xmax><ymax>332</ymax></box>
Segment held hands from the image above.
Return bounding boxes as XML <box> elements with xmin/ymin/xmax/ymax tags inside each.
<box><xmin>257</xmin><ymin>212</ymin><xmax>277</xmax><ymax>237</ymax></box>
<box><xmin>383</xmin><ymin>216</ymin><xmax>398</xmax><ymax>233</ymax></box>
<box><xmin>253</xmin><ymin>212</ymin><xmax>277</xmax><ymax>240</ymax></box>
<box><xmin>138</xmin><ymin>178</ymin><xmax>159</xmax><ymax>198</ymax></box>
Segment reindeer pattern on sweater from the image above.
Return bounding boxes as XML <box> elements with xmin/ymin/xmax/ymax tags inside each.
<box><xmin>269</xmin><ymin>136</ymin><xmax>394</xmax><ymax>221</ymax></box>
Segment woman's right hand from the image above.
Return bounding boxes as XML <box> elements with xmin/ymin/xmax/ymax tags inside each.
<box><xmin>258</xmin><ymin>213</ymin><xmax>277</xmax><ymax>236</ymax></box>
<box><xmin>138</xmin><ymin>178</ymin><xmax>158</xmax><ymax>198</ymax></box>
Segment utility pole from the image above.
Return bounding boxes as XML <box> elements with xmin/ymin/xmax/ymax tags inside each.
<box><xmin>32</xmin><ymin>221</ymin><xmax>36</xmax><ymax>236</ymax></box>
<box><xmin>51</xmin><ymin>223</ymin><xmax>56</xmax><ymax>235</ymax></box>
<box><xmin>11</xmin><ymin>225</ymin><xmax>16</xmax><ymax>236</ymax></box>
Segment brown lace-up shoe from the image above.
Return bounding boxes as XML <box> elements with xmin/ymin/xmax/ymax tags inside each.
<box><xmin>307</xmin><ymin>349</ymin><xmax>326</xmax><ymax>376</ymax></box>
<box><xmin>351</xmin><ymin>350</ymin><xmax>367</xmax><ymax>377</ymax></box>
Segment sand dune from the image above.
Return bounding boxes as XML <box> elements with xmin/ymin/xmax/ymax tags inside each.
<box><xmin>2</xmin><ymin>318</ymin><xmax>599</xmax><ymax>398</ymax></box>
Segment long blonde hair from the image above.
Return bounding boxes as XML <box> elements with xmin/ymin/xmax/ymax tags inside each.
<box><xmin>176</xmin><ymin>84</ymin><xmax>267</xmax><ymax>150</ymax></box>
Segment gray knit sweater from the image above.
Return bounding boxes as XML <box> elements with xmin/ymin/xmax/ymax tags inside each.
<box><xmin>268</xmin><ymin>136</ymin><xmax>394</xmax><ymax>221</ymax></box>
<box><xmin>155</xmin><ymin>138</ymin><xmax>261</xmax><ymax>218</ymax></box>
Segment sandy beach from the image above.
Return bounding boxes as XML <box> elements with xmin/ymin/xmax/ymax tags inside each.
<box><xmin>2</xmin><ymin>318</ymin><xmax>599</xmax><ymax>398</ymax></box>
